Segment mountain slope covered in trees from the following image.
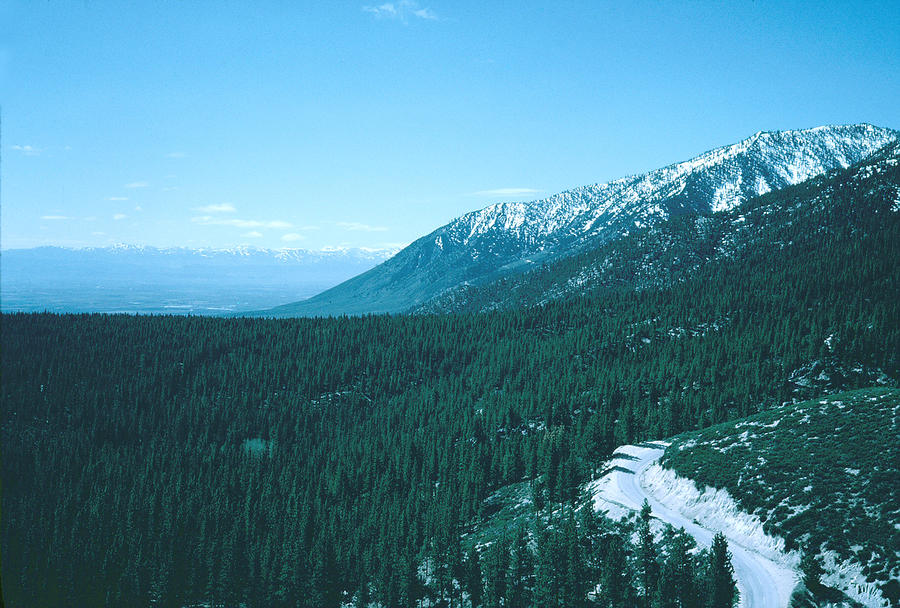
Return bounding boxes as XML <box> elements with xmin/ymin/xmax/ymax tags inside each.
<box><xmin>3</xmin><ymin>142</ymin><xmax>898</xmax><ymax>606</ymax></box>
<box><xmin>267</xmin><ymin>124</ymin><xmax>896</xmax><ymax>317</ymax></box>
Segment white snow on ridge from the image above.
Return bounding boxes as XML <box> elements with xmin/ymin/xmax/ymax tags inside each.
<box><xmin>817</xmin><ymin>550</ymin><xmax>892</xmax><ymax>608</ymax></box>
<box><xmin>754</xmin><ymin>175</ymin><xmax>771</xmax><ymax>196</ymax></box>
<box><xmin>446</xmin><ymin>124</ymin><xmax>897</xmax><ymax>253</ymax></box>
<box><xmin>712</xmin><ymin>174</ymin><xmax>744</xmax><ymax>213</ymax></box>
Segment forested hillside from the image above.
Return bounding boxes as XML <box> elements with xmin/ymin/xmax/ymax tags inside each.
<box><xmin>2</xmin><ymin>146</ymin><xmax>899</xmax><ymax>606</ymax></box>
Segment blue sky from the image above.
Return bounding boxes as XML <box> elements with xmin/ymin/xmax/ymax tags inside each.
<box><xmin>2</xmin><ymin>0</ymin><xmax>898</xmax><ymax>250</ymax></box>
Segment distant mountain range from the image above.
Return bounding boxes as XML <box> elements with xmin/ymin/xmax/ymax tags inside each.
<box><xmin>266</xmin><ymin>124</ymin><xmax>898</xmax><ymax>317</ymax></box>
<box><xmin>0</xmin><ymin>245</ymin><xmax>396</xmax><ymax>315</ymax></box>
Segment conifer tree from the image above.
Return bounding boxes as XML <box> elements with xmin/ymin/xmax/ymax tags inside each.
<box><xmin>705</xmin><ymin>533</ymin><xmax>737</xmax><ymax>608</ymax></box>
<box><xmin>638</xmin><ymin>500</ymin><xmax>660</xmax><ymax>608</ymax></box>
<box><xmin>532</xmin><ymin>528</ymin><xmax>558</xmax><ymax>608</ymax></box>
<box><xmin>799</xmin><ymin>545</ymin><xmax>823</xmax><ymax>591</ymax></box>
<box><xmin>562</xmin><ymin>513</ymin><xmax>586</xmax><ymax>607</ymax></box>
<box><xmin>601</xmin><ymin>533</ymin><xmax>633</xmax><ymax>608</ymax></box>
<box><xmin>654</xmin><ymin>529</ymin><xmax>698</xmax><ymax>608</ymax></box>
<box><xmin>464</xmin><ymin>546</ymin><xmax>483</xmax><ymax>608</ymax></box>
<box><xmin>507</xmin><ymin>526</ymin><xmax>533</xmax><ymax>608</ymax></box>
<box><xmin>482</xmin><ymin>537</ymin><xmax>510</xmax><ymax>608</ymax></box>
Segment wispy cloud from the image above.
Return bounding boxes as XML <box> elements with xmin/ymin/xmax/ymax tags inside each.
<box><xmin>191</xmin><ymin>216</ymin><xmax>292</xmax><ymax>229</ymax></box>
<box><xmin>113</xmin><ymin>213</ymin><xmax>127</xmax><ymax>220</ymax></box>
<box><xmin>41</xmin><ymin>215</ymin><xmax>72</xmax><ymax>221</ymax></box>
<box><xmin>364</xmin><ymin>3</ymin><xmax>397</xmax><ymax>17</ymax></box>
<box><xmin>363</xmin><ymin>1</ymin><xmax>437</xmax><ymax>22</ymax></box>
<box><xmin>337</xmin><ymin>221</ymin><xmax>389</xmax><ymax>232</ymax></box>
<box><xmin>242</xmin><ymin>231</ymin><xmax>263</xmax><ymax>238</ymax></box>
<box><xmin>472</xmin><ymin>187</ymin><xmax>541</xmax><ymax>197</ymax></box>
<box><xmin>125</xmin><ymin>181</ymin><xmax>149</xmax><ymax>189</ymax></box>
<box><xmin>134</xmin><ymin>206</ymin><xmax>143</xmax><ymax>212</ymax></box>
<box><xmin>12</xmin><ymin>144</ymin><xmax>41</xmax><ymax>156</ymax></box>
<box><xmin>166</xmin><ymin>151</ymin><xmax>187</xmax><ymax>159</ymax></box>
<box><xmin>107</xmin><ymin>196</ymin><xmax>129</xmax><ymax>201</ymax></box>
<box><xmin>281</xmin><ymin>233</ymin><xmax>305</xmax><ymax>242</ymax></box>
<box><xmin>194</xmin><ymin>203</ymin><xmax>237</xmax><ymax>214</ymax></box>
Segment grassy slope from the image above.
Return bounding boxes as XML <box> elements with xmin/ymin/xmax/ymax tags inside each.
<box><xmin>661</xmin><ymin>388</ymin><xmax>900</xmax><ymax>596</ymax></box>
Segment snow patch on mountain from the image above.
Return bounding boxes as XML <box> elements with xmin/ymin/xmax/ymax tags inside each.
<box><xmin>712</xmin><ymin>175</ymin><xmax>743</xmax><ymax>213</ymax></box>
<box><xmin>443</xmin><ymin>124</ymin><xmax>897</xmax><ymax>255</ymax></box>
<box><xmin>816</xmin><ymin>550</ymin><xmax>893</xmax><ymax>608</ymax></box>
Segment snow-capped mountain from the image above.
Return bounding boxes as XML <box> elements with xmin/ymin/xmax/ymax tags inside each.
<box><xmin>268</xmin><ymin>124</ymin><xmax>897</xmax><ymax>317</ymax></box>
<box><xmin>93</xmin><ymin>244</ymin><xmax>397</xmax><ymax>262</ymax></box>
<box><xmin>1</xmin><ymin>246</ymin><xmax>397</xmax><ymax>315</ymax></box>
<box><xmin>418</xmin><ymin>138</ymin><xmax>900</xmax><ymax>314</ymax></box>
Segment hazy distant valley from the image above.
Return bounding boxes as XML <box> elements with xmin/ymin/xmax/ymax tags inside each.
<box><xmin>0</xmin><ymin>246</ymin><xmax>395</xmax><ymax>315</ymax></box>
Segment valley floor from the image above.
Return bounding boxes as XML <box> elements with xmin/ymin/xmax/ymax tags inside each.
<box><xmin>590</xmin><ymin>442</ymin><xmax>798</xmax><ymax>608</ymax></box>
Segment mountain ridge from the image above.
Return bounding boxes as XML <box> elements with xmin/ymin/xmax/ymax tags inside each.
<box><xmin>267</xmin><ymin>123</ymin><xmax>898</xmax><ymax>317</ymax></box>
<box><xmin>417</xmin><ymin>139</ymin><xmax>900</xmax><ymax>314</ymax></box>
<box><xmin>3</xmin><ymin>244</ymin><xmax>399</xmax><ymax>260</ymax></box>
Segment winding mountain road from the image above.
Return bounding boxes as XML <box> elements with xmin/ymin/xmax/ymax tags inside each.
<box><xmin>591</xmin><ymin>442</ymin><xmax>796</xmax><ymax>608</ymax></box>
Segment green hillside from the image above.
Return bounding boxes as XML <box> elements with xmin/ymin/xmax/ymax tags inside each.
<box><xmin>662</xmin><ymin>388</ymin><xmax>900</xmax><ymax>603</ymax></box>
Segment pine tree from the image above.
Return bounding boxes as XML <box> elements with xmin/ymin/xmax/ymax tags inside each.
<box><xmin>705</xmin><ymin>533</ymin><xmax>737</xmax><ymax>608</ymax></box>
<box><xmin>654</xmin><ymin>529</ymin><xmax>697</xmax><ymax>608</ymax></box>
<box><xmin>638</xmin><ymin>500</ymin><xmax>660</xmax><ymax>608</ymax></box>
<box><xmin>482</xmin><ymin>537</ymin><xmax>510</xmax><ymax>608</ymax></box>
<box><xmin>464</xmin><ymin>546</ymin><xmax>483</xmax><ymax>608</ymax></box>
<box><xmin>601</xmin><ymin>533</ymin><xmax>633</xmax><ymax>608</ymax></box>
<box><xmin>799</xmin><ymin>545</ymin><xmax>823</xmax><ymax>591</ymax></box>
<box><xmin>560</xmin><ymin>513</ymin><xmax>586</xmax><ymax>607</ymax></box>
<box><xmin>310</xmin><ymin>535</ymin><xmax>341</xmax><ymax>608</ymax></box>
<box><xmin>506</xmin><ymin>526</ymin><xmax>533</xmax><ymax>608</ymax></box>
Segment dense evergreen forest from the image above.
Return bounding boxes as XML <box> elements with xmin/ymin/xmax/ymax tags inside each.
<box><xmin>2</xmin><ymin>148</ymin><xmax>898</xmax><ymax>606</ymax></box>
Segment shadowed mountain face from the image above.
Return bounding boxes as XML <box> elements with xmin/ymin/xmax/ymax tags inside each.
<box><xmin>267</xmin><ymin>124</ymin><xmax>897</xmax><ymax>317</ymax></box>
